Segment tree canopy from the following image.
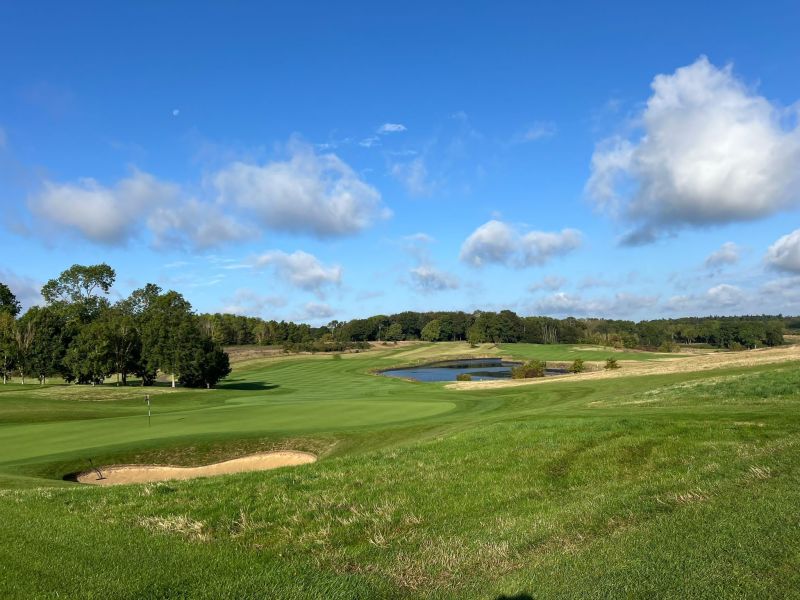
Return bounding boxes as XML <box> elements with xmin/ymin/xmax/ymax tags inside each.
<box><xmin>1</xmin><ymin>265</ymin><xmax>230</xmax><ymax>388</ymax></box>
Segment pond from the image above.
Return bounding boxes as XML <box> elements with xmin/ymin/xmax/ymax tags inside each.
<box><xmin>379</xmin><ymin>358</ymin><xmax>566</xmax><ymax>382</ymax></box>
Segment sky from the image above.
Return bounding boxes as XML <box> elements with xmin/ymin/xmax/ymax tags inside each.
<box><xmin>1</xmin><ymin>1</ymin><xmax>800</xmax><ymax>324</ymax></box>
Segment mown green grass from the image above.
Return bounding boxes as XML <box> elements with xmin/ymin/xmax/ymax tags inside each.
<box><xmin>0</xmin><ymin>343</ymin><xmax>798</xmax><ymax>598</ymax></box>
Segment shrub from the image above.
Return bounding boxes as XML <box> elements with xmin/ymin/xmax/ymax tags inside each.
<box><xmin>455</xmin><ymin>373</ymin><xmax>472</xmax><ymax>382</ymax></box>
<box><xmin>570</xmin><ymin>358</ymin><xmax>585</xmax><ymax>373</ymax></box>
<box><xmin>658</xmin><ymin>341</ymin><xmax>678</xmax><ymax>353</ymax></box>
<box><xmin>512</xmin><ymin>360</ymin><xmax>546</xmax><ymax>379</ymax></box>
<box><xmin>605</xmin><ymin>357</ymin><xmax>619</xmax><ymax>370</ymax></box>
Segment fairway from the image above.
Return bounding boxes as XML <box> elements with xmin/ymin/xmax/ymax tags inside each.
<box><xmin>2</xmin><ymin>342</ymin><xmax>800</xmax><ymax>598</ymax></box>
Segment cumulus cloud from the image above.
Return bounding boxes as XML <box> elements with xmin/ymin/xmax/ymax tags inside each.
<box><xmin>253</xmin><ymin>250</ymin><xmax>342</xmax><ymax>297</ymax></box>
<box><xmin>29</xmin><ymin>171</ymin><xmax>179</xmax><ymax>245</ymax></box>
<box><xmin>378</xmin><ymin>123</ymin><xmax>407</xmax><ymax>134</ymax></box>
<box><xmin>148</xmin><ymin>199</ymin><xmax>256</xmax><ymax>250</ymax></box>
<box><xmin>706</xmin><ymin>283</ymin><xmax>745</xmax><ymax>307</ymax></box>
<box><xmin>521</xmin><ymin>229</ymin><xmax>582</xmax><ymax>266</ymax></box>
<box><xmin>587</xmin><ymin>57</ymin><xmax>800</xmax><ymax>243</ymax></box>
<box><xmin>760</xmin><ymin>275</ymin><xmax>800</xmax><ymax>307</ymax></box>
<box><xmin>409</xmin><ymin>265</ymin><xmax>459</xmax><ymax>293</ymax></box>
<box><xmin>664</xmin><ymin>283</ymin><xmax>748</xmax><ymax>313</ymax></box>
<box><xmin>214</xmin><ymin>141</ymin><xmax>389</xmax><ymax>237</ymax></box>
<box><xmin>765</xmin><ymin>229</ymin><xmax>800</xmax><ymax>273</ymax></box>
<box><xmin>460</xmin><ymin>220</ymin><xmax>582</xmax><ymax>268</ymax></box>
<box><xmin>704</xmin><ymin>242</ymin><xmax>740</xmax><ymax>269</ymax></box>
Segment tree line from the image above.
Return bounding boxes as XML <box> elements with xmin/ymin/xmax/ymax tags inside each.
<box><xmin>0</xmin><ymin>265</ymin><xmax>230</xmax><ymax>387</ymax></box>
<box><xmin>197</xmin><ymin>309</ymin><xmax>788</xmax><ymax>351</ymax></box>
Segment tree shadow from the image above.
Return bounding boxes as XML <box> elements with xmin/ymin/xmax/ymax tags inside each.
<box><xmin>216</xmin><ymin>381</ymin><xmax>279</xmax><ymax>391</ymax></box>
<box><xmin>495</xmin><ymin>595</ymin><xmax>533</xmax><ymax>600</ymax></box>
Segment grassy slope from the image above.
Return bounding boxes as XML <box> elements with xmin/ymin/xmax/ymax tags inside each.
<box><xmin>0</xmin><ymin>343</ymin><xmax>798</xmax><ymax>598</ymax></box>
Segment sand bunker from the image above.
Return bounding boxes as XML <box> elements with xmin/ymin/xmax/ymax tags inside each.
<box><xmin>77</xmin><ymin>451</ymin><xmax>317</xmax><ymax>486</ymax></box>
<box><xmin>447</xmin><ymin>344</ymin><xmax>800</xmax><ymax>390</ymax></box>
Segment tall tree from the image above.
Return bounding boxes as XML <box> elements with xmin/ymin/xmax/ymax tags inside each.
<box><xmin>41</xmin><ymin>263</ymin><xmax>116</xmax><ymax>322</ymax></box>
<box><xmin>0</xmin><ymin>313</ymin><xmax>15</xmax><ymax>384</ymax></box>
<box><xmin>23</xmin><ymin>307</ymin><xmax>67</xmax><ymax>384</ymax></box>
<box><xmin>139</xmin><ymin>291</ymin><xmax>195</xmax><ymax>387</ymax></box>
<box><xmin>13</xmin><ymin>320</ymin><xmax>35</xmax><ymax>384</ymax></box>
<box><xmin>421</xmin><ymin>319</ymin><xmax>441</xmax><ymax>342</ymax></box>
<box><xmin>0</xmin><ymin>283</ymin><xmax>21</xmax><ymax>317</ymax></box>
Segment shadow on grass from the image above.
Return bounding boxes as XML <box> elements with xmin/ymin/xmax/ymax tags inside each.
<box><xmin>216</xmin><ymin>381</ymin><xmax>279</xmax><ymax>391</ymax></box>
<box><xmin>495</xmin><ymin>595</ymin><xmax>533</xmax><ymax>600</ymax></box>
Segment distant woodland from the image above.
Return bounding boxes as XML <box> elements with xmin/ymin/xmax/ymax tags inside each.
<box><xmin>1</xmin><ymin>264</ymin><xmax>793</xmax><ymax>386</ymax></box>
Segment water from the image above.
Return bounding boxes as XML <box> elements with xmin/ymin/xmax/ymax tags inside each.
<box><xmin>379</xmin><ymin>358</ymin><xmax>565</xmax><ymax>382</ymax></box>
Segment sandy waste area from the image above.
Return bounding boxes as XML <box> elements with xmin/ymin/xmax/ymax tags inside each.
<box><xmin>78</xmin><ymin>451</ymin><xmax>317</xmax><ymax>485</ymax></box>
<box><xmin>447</xmin><ymin>344</ymin><xmax>800</xmax><ymax>390</ymax></box>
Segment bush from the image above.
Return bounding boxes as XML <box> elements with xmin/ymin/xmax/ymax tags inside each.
<box><xmin>570</xmin><ymin>358</ymin><xmax>585</xmax><ymax>373</ymax></box>
<box><xmin>512</xmin><ymin>360</ymin><xmax>546</xmax><ymax>379</ymax></box>
<box><xmin>456</xmin><ymin>373</ymin><xmax>472</xmax><ymax>382</ymax></box>
<box><xmin>605</xmin><ymin>357</ymin><xmax>619</xmax><ymax>370</ymax></box>
<box><xmin>658</xmin><ymin>341</ymin><xmax>678</xmax><ymax>353</ymax></box>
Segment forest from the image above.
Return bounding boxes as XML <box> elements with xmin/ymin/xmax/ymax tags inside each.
<box><xmin>1</xmin><ymin>264</ymin><xmax>791</xmax><ymax>385</ymax></box>
<box><xmin>197</xmin><ymin>308</ymin><xmax>790</xmax><ymax>352</ymax></box>
<box><xmin>0</xmin><ymin>265</ymin><xmax>230</xmax><ymax>387</ymax></box>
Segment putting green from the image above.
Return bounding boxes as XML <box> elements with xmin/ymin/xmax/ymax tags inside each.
<box><xmin>0</xmin><ymin>398</ymin><xmax>454</xmax><ymax>466</ymax></box>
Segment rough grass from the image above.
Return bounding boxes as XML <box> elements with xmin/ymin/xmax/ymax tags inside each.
<box><xmin>0</xmin><ymin>343</ymin><xmax>798</xmax><ymax>598</ymax></box>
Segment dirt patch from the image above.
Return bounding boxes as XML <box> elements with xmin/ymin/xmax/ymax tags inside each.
<box><xmin>77</xmin><ymin>451</ymin><xmax>317</xmax><ymax>486</ymax></box>
<box><xmin>447</xmin><ymin>344</ymin><xmax>800</xmax><ymax>390</ymax></box>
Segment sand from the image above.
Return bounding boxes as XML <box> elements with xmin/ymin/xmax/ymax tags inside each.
<box><xmin>77</xmin><ymin>451</ymin><xmax>317</xmax><ymax>486</ymax></box>
<box><xmin>447</xmin><ymin>344</ymin><xmax>800</xmax><ymax>390</ymax></box>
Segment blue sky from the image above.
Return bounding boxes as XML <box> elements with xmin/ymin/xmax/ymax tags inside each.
<box><xmin>2</xmin><ymin>1</ymin><xmax>800</xmax><ymax>323</ymax></box>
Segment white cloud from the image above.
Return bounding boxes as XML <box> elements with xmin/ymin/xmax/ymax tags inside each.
<box><xmin>220</xmin><ymin>288</ymin><xmax>286</xmax><ymax>316</ymax></box>
<box><xmin>378</xmin><ymin>123</ymin><xmax>407</xmax><ymax>134</ymax></box>
<box><xmin>519</xmin><ymin>121</ymin><xmax>557</xmax><ymax>142</ymax></box>
<box><xmin>253</xmin><ymin>250</ymin><xmax>342</xmax><ymax>297</ymax></box>
<box><xmin>148</xmin><ymin>199</ymin><xmax>256</xmax><ymax>250</ymax></box>
<box><xmin>765</xmin><ymin>229</ymin><xmax>800</xmax><ymax>273</ymax></box>
<box><xmin>359</xmin><ymin>136</ymin><xmax>380</xmax><ymax>148</ymax></box>
<box><xmin>528</xmin><ymin>275</ymin><xmax>566</xmax><ymax>292</ymax></box>
<box><xmin>460</xmin><ymin>220</ymin><xmax>582</xmax><ymax>268</ymax></box>
<box><xmin>704</xmin><ymin>242</ymin><xmax>740</xmax><ymax>269</ymax></box>
<box><xmin>298</xmin><ymin>301</ymin><xmax>335</xmax><ymax>322</ymax></box>
<box><xmin>459</xmin><ymin>220</ymin><xmax>517</xmax><ymax>267</ymax></box>
<box><xmin>665</xmin><ymin>283</ymin><xmax>747</xmax><ymax>313</ymax></box>
<box><xmin>706</xmin><ymin>283</ymin><xmax>745</xmax><ymax>307</ymax></box>
<box><xmin>760</xmin><ymin>275</ymin><xmax>800</xmax><ymax>307</ymax></box>
<box><xmin>521</xmin><ymin>229</ymin><xmax>582</xmax><ymax>266</ymax></box>
<box><xmin>587</xmin><ymin>57</ymin><xmax>800</xmax><ymax>243</ymax></box>
<box><xmin>409</xmin><ymin>265</ymin><xmax>459</xmax><ymax>293</ymax></box>
<box><xmin>534</xmin><ymin>291</ymin><xmax>656</xmax><ymax>317</ymax></box>
<box><xmin>29</xmin><ymin>170</ymin><xmax>179</xmax><ymax>245</ymax></box>
<box><xmin>404</xmin><ymin>232</ymin><xmax>435</xmax><ymax>244</ymax></box>
<box><xmin>391</xmin><ymin>157</ymin><xmax>431</xmax><ymax>196</ymax></box>
<box><xmin>214</xmin><ymin>141</ymin><xmax>389</xmax><ymax>237</ymax></box>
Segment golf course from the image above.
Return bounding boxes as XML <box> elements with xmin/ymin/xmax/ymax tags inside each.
<box><xmin>2</xmin><ymin>341</ymin><xmax>799</xmax><ymax>598</ymax></box>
